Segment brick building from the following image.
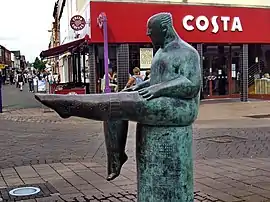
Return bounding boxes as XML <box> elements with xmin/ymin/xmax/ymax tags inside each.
<box><xmin>0</xmin><ymin>45</ymin><xmax>12</xmax><ymax>78</ymax></box>
<box><xmin>0</xmin><ymin>45</ymin><xmax>11</xmax><ymax>67</ymax></box>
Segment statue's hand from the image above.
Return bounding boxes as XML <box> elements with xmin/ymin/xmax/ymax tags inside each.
<box><xmin>138</xmin><ymin>85</ymin><xmax>160</xmax><ymax>101</ymax></box>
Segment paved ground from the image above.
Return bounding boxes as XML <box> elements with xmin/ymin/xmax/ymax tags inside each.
<box><xmin>2</xmin><ymin>84</ymin><xmax>40</xmax><ymax>109</ymax></box>
<box><xmin>1</xmin><ymin>86</ymin><xmax>270</xmax><ymax>201</ymax></box>
<box><xmin>1</xmin><ymin>158</ymin><xmax>270</xmax><ymax>201</ymax></box>
<box><xmin>0</xmin><ymin>108</ymin><xmax>270</xmax><ymax>201</ymax></box>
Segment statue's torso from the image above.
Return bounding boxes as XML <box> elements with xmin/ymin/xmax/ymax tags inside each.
<box><xmin>149</xmin><ymin>41</ymin><xmax>195</xmax><ymax>86</ymax></box>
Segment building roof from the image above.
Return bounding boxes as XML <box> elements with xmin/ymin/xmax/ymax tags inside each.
<box><xmin>11</xmin><ymin>51</ymin><xmax>21</xmax><ymax>57</ymax></box>
<box><xmin>0</xmin><ymin>45</ymin><xmax>10</xmax><ymax>52</ymax></box>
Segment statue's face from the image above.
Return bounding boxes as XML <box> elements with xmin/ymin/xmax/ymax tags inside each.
<box><xmin>147</xmin><ymin>21</ymin><xmax>164</xmax><ymax>47</ymax></box>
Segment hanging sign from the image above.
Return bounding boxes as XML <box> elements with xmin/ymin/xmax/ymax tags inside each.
<box><xmin>70</xmin><ymin>15</ymin><xmax>86</xmax><ymax>31</ymax></box>
<box><xmin>140</xmin><ymin>48</ymin><xmax>153</xmax><ymax>69</ymax></box>
<box><xmin>0</xmin><ymin>64</ymin><xmax>5</xmax><ymax>69</ymax></box>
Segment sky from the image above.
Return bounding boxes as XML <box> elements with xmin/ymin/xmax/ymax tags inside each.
<box><xmin>0</xmin><ymin>0</ymin><xmax>56</xmax><ymax>62</ymax></box>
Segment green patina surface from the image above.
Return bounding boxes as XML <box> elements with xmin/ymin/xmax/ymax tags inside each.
<box><xmin>35</xmin><ymin>12</ymin><xmax>201</xmax><ymax>202</ymax></box>
<box><xmin>105</xmin><ymin>12</ymin><xmax>201</xmax><ymax>201</ymax></box>
<box><xmin>130</xmin><ymin>13</ymin><xmax>200</xmax><ymax>201</ymax></box>
<box><xmin>137</xmin><ymin>125</ymin><xmax>193</xmax><ymax>202</ymax></box>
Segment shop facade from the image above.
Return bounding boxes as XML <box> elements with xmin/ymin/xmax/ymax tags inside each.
<box><xmin>41</xmin><ymin>0</ymin><xmax>92</xmax><ymax>94</ymax></box>
<box><xmin>86</xmin><ymin>1</ymin><xmax>270</xmax><ymax>99</ymax></box>
<box><xmin>41</xmin><ymin>1</ymin><xmax>270</xmax><ymax>98</ymax></box>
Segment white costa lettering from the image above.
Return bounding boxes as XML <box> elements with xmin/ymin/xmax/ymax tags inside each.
<box><xmin>196</xmin><ymin>16</ymin><xmax>209</xmax><ymax>31</ymax></box>
<box><xmin>182</xmin><ymin>15</ymin><xmax>243</xmax><ymax>33</ymax></box>
<box><xmin>182</xmin><ymin>15</ymin><xmax>194</xmax><ymax>31</ymax></box>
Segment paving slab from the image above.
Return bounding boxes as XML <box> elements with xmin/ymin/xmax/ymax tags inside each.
<box><xmin>0</xmin><ymin>158</ymin><xmax>269</xmax><ymax>201</ymax></box>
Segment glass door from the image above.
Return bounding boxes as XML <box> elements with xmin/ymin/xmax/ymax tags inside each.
<box><xmin>231</xmin><ymin>45</ymin><xmax>242</xmax><ymax>94</ymax></box>
<box><xmin>203</xmin><ymin>45</ymin><xmax>230</xmax><ymax>97</ymax></box>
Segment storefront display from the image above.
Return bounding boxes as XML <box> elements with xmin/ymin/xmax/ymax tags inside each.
<box><xmin>41</xmin><ymin>1</ymin><xmax>270</xmax><ymax>98</ymax></box>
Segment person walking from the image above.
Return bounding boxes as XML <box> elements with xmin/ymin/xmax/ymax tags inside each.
<box><xmin>27</xmin><ymin>73</ymin><xmax>34</xmax><ymax>92</ymax></box>
<box><xmin>9</xmin><ymin>71</ymin><xmax>14</xmax><ymax>85</ymax></box>
<box><xmin>17</xmin><ymin>72</ymin><xmax>24</xmax><ymax>91</ymax></box>
<box><xmin>33</xmin><ymin>74</ymin><xmax>38</xmax><ymax>92</ymax></box>
<box><xmin>23</xmin><ymin>72</ymin><xmax>27</xmax><ymax>84</ymax></box>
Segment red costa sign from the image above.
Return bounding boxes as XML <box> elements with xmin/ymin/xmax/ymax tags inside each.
<box><xmin>70</xmin><ymin>15</ymin><xmax>86</xmax><ymax>31</ymax></box>
<box><xmin>90</xmin><ymin>2</ymin><xmax>270</xmax><ymax>43</ymax></box>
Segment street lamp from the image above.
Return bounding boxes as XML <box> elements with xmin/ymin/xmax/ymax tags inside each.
<box><xmin>97</xmin><ymin>12</ymin><xmax>111</xmax><ymax>93</ymax></box>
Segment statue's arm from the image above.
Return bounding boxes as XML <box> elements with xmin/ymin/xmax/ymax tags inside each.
<box><xmin>157</xmin><ymin>76</ymin><xmax>200</xmax><ymax>99</ymax></box>
<box><xmin>157</xmin><ymin>52</ymin><xmax>201</xmax><ymax>99</ymax></box>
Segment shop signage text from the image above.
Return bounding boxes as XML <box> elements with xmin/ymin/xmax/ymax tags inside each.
<box><xmin>70</xmin><ymin>15</ymin><xmax>86</xmax><ymax>31</ymax></box>
<box><xmin>182</xmin><ymin>15</ymin><xmax>243</xmax><ymax>33</ymax></box>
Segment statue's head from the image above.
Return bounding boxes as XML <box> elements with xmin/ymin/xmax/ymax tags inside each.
<box><xmin>147</xmin><ymin>13</ymin><xmax>174</xmax><ymax>47</ymax></box>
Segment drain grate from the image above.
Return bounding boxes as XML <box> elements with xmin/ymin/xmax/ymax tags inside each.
<box><xmin>81</xmin><ymin>192</ymin><xmax>137</xmax><ymax>201</ymax></box>
<box><xmin>198</xmin><ymin>135</ymin><xmax>246</xmax><ymax>143</ymax></box>
<box><xmin>0</xmin><ymin>183</ymin><xmax>58</xmax><ymax>201</ymax></box>
<box><xmin>245</xmin><ymin>114</ymin><xmax>270</xmax><ymax>119</ymax></box>
<box><xmin>194</xmin><ymin>191</ymin><xmax>223</xmax><ymax>201</ymax></box>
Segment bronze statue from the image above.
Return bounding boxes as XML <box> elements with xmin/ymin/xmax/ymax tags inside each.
<box><xmin>35</xmin><ymin>12</ymin><xmax>201</xmax><ymax>202</ymax></box>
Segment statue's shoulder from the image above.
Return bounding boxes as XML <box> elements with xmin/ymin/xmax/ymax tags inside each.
<box><xmin>180</xmin><ymin>41</ymin><xmax>199</xmax><ymax>57</ymax></box>
<box><xmin>167</xmin><ymin>40</ymin><xmax>199</xmax><ymax>61</ymax></box>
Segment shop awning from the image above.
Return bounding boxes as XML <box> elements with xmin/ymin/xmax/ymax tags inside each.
<box><xmin>40</xmin><ymin>34</ymin><xmax>90</xmax><ymax>58</ymax></box>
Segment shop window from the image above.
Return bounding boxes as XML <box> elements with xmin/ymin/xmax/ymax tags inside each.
<box><xmin>259</xmin><ymin>45</ymin><xmax>270</xmax><ymax>74</ymax></box>
<box><xmin>249</xmin><ymin>44</ymin><xmax>270</xmax><ymax>94</ymax></box>
<box><xmin>129</xmin><ymin>43</ymin><xmax>153</xmax><ymax>74</ymax></box>
<box><xmin>247</xmin><ymin>44</ymin><xmax>270</xmax><ymax>81</ymax></box>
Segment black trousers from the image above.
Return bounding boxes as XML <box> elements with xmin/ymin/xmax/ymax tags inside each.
<box><xmin>29</xmin><ymin>81</ymin><xmax>34</xmax><ymax>92</ymax></box>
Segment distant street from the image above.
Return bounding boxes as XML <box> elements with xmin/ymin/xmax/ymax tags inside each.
<box><xmin>2</xmin><ymin>84</ymin><xmax>40</xmax><ymax>110</ymax></box>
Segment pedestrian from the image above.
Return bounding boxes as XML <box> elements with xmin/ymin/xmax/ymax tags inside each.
<box><xmin>124</xmin><ymin>67</ymin><xmax>144</xmax><ymax>89</ymax></box>
<box><xmin>33</xmin><ymin>75</ymin><xmax>38</xmax><ymax>92</ymax></box>
<box><xmin>2</xmin><ymin>74</ymin><xmax>6</xmax><ymax>85</ymax></box>
<box><xmin>17</xmin><ymin>72</ymin><xmax>24</xmax><ymax>91</ymax></box>
<box><xmin>27</xmin><ymin>72</ymin><xmax>34</xmax><ymax>92</ymax></box>
<box><xmin>23</xmin><ymin>72</ymin><xmax>27</xmax><ymax>84</ymax></box>
<box><xmin>9</xmin><ymin>71</ymin><xmax>14</xmax><ymax>85</ymax></box>
<box><xmin>15</xmin><ymin>72</ymin><xmax>19</xmax><ymax>88</ymax></box>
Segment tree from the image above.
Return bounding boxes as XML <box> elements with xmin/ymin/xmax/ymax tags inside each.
<box><xmin>33</xmin><ymin>57</ymin><xmax>46</xmax><ymax>71</ymax></box>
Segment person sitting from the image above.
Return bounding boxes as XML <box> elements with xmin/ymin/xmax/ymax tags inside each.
<box><xmin>125</xmin><ymin>67</ymin><xmax>144</xmax><ymax>89</ymax></box>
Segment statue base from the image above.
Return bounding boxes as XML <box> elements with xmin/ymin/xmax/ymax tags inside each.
<box><xmin>136</xmin><ymin>124</ymin><xmax>193</xmax><ymax>202</ymax></box>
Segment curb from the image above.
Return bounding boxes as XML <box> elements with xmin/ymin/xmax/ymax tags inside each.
<box><xmin>0</xmin><ymin>115</ymin><xmax>61</xmax><ymax>124</ymax></box>
<box><xmin>0</xmin><ymin>108</ymin><xmax>88</xmax><ymax>124</ymax></box>
<box><xmin>0</xmin><ymin>114</ymin><xmax>89</xmax><ymax>124</ymax></box>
